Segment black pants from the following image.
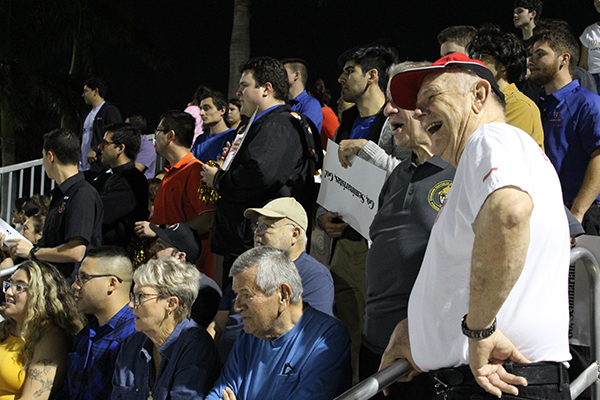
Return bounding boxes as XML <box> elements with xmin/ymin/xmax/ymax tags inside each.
<box><xmin>359</xmin><ymin>343</ymin><xmax>435</xmax><ymax>400</ymax></box>
<box><xmin>430</xmin><ymin>363</ymin><xmax>570</xmax><ymax>400</ymax></box>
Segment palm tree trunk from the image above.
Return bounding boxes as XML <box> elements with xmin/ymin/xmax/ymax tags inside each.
<box><xmin>228</xmin><ymin>0</ymin><xmax>251</xmax><ymax>98</ymax></box>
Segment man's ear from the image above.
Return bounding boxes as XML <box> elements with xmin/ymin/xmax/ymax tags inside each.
<box><xmin>46</xmin><ymin>150</ymin><xmax>56</xmax><ymax>164</ymax></box>
<box><xmin>472</xmin><ymin>79</ymin><xmax>492</xmax><ymax>113</ymax></box>
<box><xmin>176</xmin><ymin>252</ymin><xmax>187</xmax><ymax>263</ymax></box>
<box><xmin>366</xmin><ymin>68</ymin><xmax>379</xmax><ymax>85</ymax></box>
<box><xmin>263</xmin><ymin>82</ymin><xmax>274</xmax><ymax>97</ymax></box>
<box><xmin>558</xmin><ymin>52</ymin><xmax>571</xmax><ymax>70</ymax></box>
<box><xmin>279</xmin><ymin>283</ymin><xmax>292</xmax><ymax>306</ymax></box>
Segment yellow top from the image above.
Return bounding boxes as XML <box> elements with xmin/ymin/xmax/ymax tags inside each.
<box><xmin>0</xmin><ymin>334</ymin><xmax>26</xmax><ymax>400</ymax></box>
<box><xmin>503</xmin><ymin>83</ymin><xmax>545</xmax><ymax>150</ymax></box>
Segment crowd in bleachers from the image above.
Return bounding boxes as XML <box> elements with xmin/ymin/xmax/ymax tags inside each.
<box><xmin>1</xmin><ymin>1</ymin><xmax>600</xmax><ymax>399</ymax></box>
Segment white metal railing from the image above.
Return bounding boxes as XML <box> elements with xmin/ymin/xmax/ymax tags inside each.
<box><xmin>335</xmin><ymin>247</ymin><xmax>600</xmax><ymax>400</ymax></box>
<box><xmin>0</xmin><ymin>159</ymin><xmax>54</xmax><ymax>222</ymax></box>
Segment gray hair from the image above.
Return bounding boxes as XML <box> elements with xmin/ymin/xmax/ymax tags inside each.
<box><xmin>230</xmin><ymin>246</ymin><xmax>303</xmax><ymax>303</ymax></box>
<box><xmin>388</xmin><ymin>61</ymin><xmax>432</xmax><ymax>77</ymax></box>
<box><xmin>134</xmin><ymin>257</ymin><xmax>200</xmax><ymax>321</ymax></box>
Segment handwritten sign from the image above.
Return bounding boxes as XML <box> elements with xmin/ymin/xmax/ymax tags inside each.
<box><xmin>317</xmin><ymin>140</ymin><xmax>387</xmax><ymax>240</ymax></box>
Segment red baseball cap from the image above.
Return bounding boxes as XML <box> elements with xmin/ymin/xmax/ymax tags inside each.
<box><xmin>390</xmin><ymin>53</ymin><xmax>505</xmax><ymax>110</ymax></box>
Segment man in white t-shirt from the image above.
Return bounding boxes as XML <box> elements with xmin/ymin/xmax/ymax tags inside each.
<box><xmin>379</xmin><ymin>53</ymin><xmax>571</xmax><ymax>400</ymax></box>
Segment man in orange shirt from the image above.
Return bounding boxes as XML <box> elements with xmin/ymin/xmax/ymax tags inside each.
<box><xmin>135</xmin><ymin>110</ymin><xmax>215</xmax><ymax>275</ymax></box>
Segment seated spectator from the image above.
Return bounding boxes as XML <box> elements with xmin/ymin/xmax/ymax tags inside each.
<box><xmin>112</xmin><ymin>257</ymin><xmax>219</xmax><ymax>400</ymax></box>
<box><xmin>206</xmin><ymin>246</ymin><xmax>351</xmax><ymax>400</ymax></box>
<box><xmin>11</xmin><ymin>195</ymin><xmax>50</xmax><ymax>232</ymax></box>
<box><xmin>0</xmin><ymin>215</ymin><xmax>47</xmax><ymax>270</ymax></box>
<box><xmin>21</xmin><ymin>215</ymin><xmax>45</xmax><ymax>245</ymax></box>
<box><xmin>207</xmin><ymin>197</ymin><xmax>334</xmax><ymax>364</ymax></box>
<box><xmin>307</xmin><ymin>78</ymin><xmax>339</xmax><ymax>150</ymax></box>
<box><xmin>0</xmin><ymin>261</ymin><xmax>84</xmax><ymax>399</ymax></box>
<box><xmin>126</xmin><ymin>115</ymin><xmax>157</xmax><ymax>179</ymax></box>
<box><xmin>147</xmin><ymin>223</ymin><xmax>221</xmax><ymax>328</ymax></box>
<box><xmin>64</xmin><ymin>247</ymin><xmax>136</xmax><ymax>400</ymax></box>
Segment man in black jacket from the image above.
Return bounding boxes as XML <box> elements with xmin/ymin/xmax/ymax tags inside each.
<box><xmin>202</xmin><ymin>57</ymin><xmax>314</xmax><ymax>286</ymax></box>
<box><xmin>98</xmin><ymin>123</ymin><xmax>148</xmax><ymax>250</ymax></box>
<box><xmin>80</xmin><ymin>78</ymin><xmax>122</xmax><ymax>181</ymax></box>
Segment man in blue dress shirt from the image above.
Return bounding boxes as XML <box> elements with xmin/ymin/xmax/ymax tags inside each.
<box><xmin>529</xmin><ymin>26</ymin><xmax>600</xmax><ymax>234</ymax></box>
<box><xmin>283</xmin><ymin>58</ymin><xmax>323</xmax><ymax>132</ymax></box>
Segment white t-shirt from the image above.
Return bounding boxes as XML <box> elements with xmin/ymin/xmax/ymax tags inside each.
<box><xmin>79</xmin><ymin>102</ymin><xmax>104</xmax><ymax>171</ymax></box>
<box><xmin>408</xmin><ymin>122</ymin><xmax>571</xmax><ymax>371</ymax></box>
<box><xmin>580</xmin><ymin>23</ymin><xmax>600</xmax><ymax>74</ymax></box>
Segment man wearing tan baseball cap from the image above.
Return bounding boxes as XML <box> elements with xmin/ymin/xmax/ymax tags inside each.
<box><xmin>207</xmin><ymin>197</ymin><xmax>334</xmax><ymax>364</ymax></box>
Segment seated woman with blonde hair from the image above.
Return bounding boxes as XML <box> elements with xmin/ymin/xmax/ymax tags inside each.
<box><xmin>112</xmin><ymin>257</ymin><xmax>219</xmax><ymax>400</ymax></box>
<box><xmin>0</xmin><ymin>261</ymin><xmax>84</xmax><ymax>400</ymax></box>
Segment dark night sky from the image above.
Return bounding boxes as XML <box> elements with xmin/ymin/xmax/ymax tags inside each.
<box><xmin>78</xmin><ymin>0</ymin><xmax>595</xmax><ymax>131</ymax></box>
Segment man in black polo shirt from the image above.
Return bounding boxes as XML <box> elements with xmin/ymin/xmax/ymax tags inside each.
<box><xmin>8</xmin><ymin>128</ymin><xmax>103</xmax><ymax>279</ymax></box>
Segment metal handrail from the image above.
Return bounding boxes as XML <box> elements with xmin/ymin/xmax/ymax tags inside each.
<box><xmin>0</xmin><ymin>158</ymin><xmax>54</xmax><ymax>222</ymax></box>
<box><xmin>0</xmin><ymin>265</ymin><xmax>18</xmax><ymax>278</ymax></box>
<box><xmin>334</xmin><ymin>360</ymin><xmax>411</xmax><ymax>400</ymax></box>
<box><xmin>570</xmin><ymin>246</ymin><xmax>600</xmax><ymax>400</ymax></box>
<box><xmin>335</xmin><ymin>247</ymin><xmax>600</xmax><ymax>400</ymax></box>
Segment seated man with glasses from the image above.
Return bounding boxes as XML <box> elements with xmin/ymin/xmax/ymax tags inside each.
<box><xmin>60</xmin><ymin>246</ymin><xmax>136</xmax><ymax>400</ymax></box>
<box><xmin>206</xmin><ymin>197</ymin><xmax>334</xmax><ymax>364</ymax></box>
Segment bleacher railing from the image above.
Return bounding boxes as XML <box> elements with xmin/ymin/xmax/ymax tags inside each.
<box><xmin>0</xmin><ymin>159</ymin><xmax>54</xmax><ymax>222</ymax></box>
<box><xmin>335</xmin><ymin>247</ymin><xmax>600</xmax><ymax>400</ymax></box>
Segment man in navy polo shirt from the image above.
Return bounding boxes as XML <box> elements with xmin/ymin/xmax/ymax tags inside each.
<box><xmin>529</xmin><ymin>26</ymin><xmax>600</xmax><ymax>234</ymax></box>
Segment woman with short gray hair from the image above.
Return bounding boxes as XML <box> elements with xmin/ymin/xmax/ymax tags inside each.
<box><xmin>112</xmin><ymin>257</ymin><xmax>219</xmax><ymax>400</ymax></box>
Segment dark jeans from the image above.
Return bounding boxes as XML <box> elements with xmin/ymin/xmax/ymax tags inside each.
<box><xmin>431</xmin><ymin>363</ymin><xmax>570</xmax><ymax>400</ymax></box>
<box><xmin>359</xmin><ymin>342</ymin><xmax>435</xmax><ymax>400</ymax></box>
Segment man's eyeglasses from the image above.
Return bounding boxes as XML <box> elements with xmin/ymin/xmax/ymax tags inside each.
<box><xmin>3</xmin><ymin>280</ymin><xmax>28</xmax><ymax>294</ymax></box>
<box><xmin>100</xmin><ymin>139</ymin><xmax>117</xmax><ymax>147</ymax></box>
<box><xmin>252</xmin><ymin>222</ymin><xmax>295</xmax><ymax>235</ymax></box>
<box><xmin>75</xmin><ymin>273</ymin><xmax>124</xmax><ymax>286</ymax></box>
<box><xmin>129</xmin><ymin>292</ymin><xmax>162</xmax><ymax>307</ymax></box>
<box><xmin>154</xmin><ymin>128</ymin><xmax>169</xmax><ymax>135</ymax></box>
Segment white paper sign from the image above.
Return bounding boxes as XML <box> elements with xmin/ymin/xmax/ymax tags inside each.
<box><xmin>317</xmin><ymin>140</ymin><xmax>387</xmax><ymax>240</ymax></box>
<box><xmin>0</xmin><ymin>218</ymin><xmax>31</xmax><ymax>246</ymax></box>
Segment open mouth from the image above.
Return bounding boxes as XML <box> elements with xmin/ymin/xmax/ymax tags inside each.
<box><xmin>426</xmin><ymin>122</ymin><xmax>443</xmax><ymax>135</ymax></box>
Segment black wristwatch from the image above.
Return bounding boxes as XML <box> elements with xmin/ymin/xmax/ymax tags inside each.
<box><xmin>461</xmin><ymin>314</ymin><xmax>496</xmax><ymax>339</ymax></box>
<box><xmin>29</xmin><ymin>246</ymin><xmax>40</xmax><ymax>261</ymax></box>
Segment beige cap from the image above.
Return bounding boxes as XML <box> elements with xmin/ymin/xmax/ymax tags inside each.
<box><xmin>244</xmin><ymin>197</ymin><xmax>308</xmax><ymax>231</ymax></box>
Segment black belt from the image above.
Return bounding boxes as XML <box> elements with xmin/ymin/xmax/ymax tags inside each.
<box><xmin>430</xmin><ymin>362</ymin><xmax>568</xmax><ymax>392</ymax></box>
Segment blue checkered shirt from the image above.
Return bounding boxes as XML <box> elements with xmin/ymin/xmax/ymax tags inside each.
<box><xmin>65</xmin><ymin>304</ymin><xmax>136</xmax><ymax>400</ymax></box>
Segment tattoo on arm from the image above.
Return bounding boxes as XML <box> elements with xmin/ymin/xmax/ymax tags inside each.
<box><xmin>28</xmin><ymin>358</ymin><xmax>55</xmax><ymax>398</ymax></box>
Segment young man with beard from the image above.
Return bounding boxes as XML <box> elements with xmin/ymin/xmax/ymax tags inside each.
<box><xmin>529</xmin><ymin>27</ymin><xmax>600</xmax><ymax>234</ymax></box>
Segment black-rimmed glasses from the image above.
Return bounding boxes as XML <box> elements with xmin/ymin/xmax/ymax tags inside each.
<box><xmin>129</xmin><ymin>292</ymin><xmax>162</xmax><ymax>307</ymax></box>
<box><xmin>75</xmin><ymin>273</ymin><xmax>124</xmax><ymax>286</ymax></box>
